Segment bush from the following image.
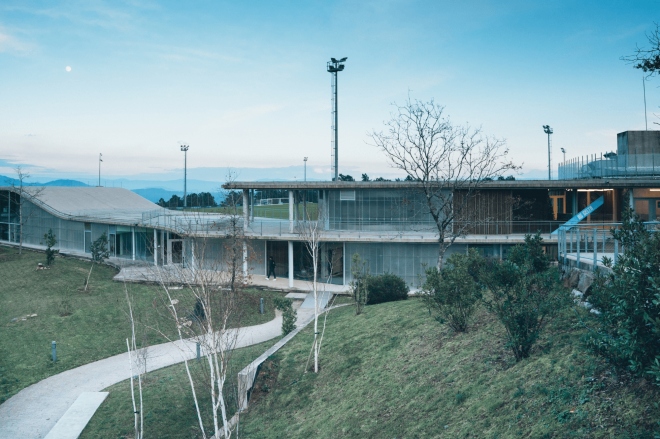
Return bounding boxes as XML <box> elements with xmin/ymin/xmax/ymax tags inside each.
<box><xmin>422</xmin><ymin>249</ymin><xmax>483</xmax><ymax>332</ymax></box>
<box><xmin>479</xmin><ymin>233</ymin><xmax>568</xmax><ymax>361</ymax></box>
<box><xmin>366</xmin><ymin>273</ymin><xmax>408</xmax><ymax>305</ymax></box>
<box><xmin>90</xmin><ymin>232</ymin><xmax>110</xmax><ymax>263</ymax></box>
<box><xmin>584</xmin><ymin>204</ymin><xmax>660</xmax><ymax>383</ymax></box>
<box><xmin>274</xmin><ymin>297</ymin><xmax>297</xmax><ymax>336</ymax></box>
<box><xmin>42</xmin><ymin>229</ymin><xmax>59</xmax><ymax>265</ymax></box>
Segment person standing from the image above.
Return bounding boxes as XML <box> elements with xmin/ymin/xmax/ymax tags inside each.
<box><xmin>267</xmin><ymin>256</ymin><xmax>277</xmax><ymax>280</ymax></box>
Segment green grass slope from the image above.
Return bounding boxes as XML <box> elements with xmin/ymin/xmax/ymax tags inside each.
<box><xmin>80</xmin><ymin>338</ymin><xmax>281</xmax><ymax>439</ymax></box>
<box><xmin>238</xmin><ymin>300</ymin><xmax>659</xmax><ymax>439</ymax></box>
<box><xmin>0</xmin><ymin>246</ymin><xmax>278</xmax><ymax>403</ymax></box>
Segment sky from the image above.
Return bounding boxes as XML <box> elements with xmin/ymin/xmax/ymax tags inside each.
<box><xmin>1</xmin><ymin>0</ymin><xmax>659</xmax><ymax>183</ymax></box>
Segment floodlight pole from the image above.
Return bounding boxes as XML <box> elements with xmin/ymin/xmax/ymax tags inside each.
<box><xmin>327</xmin><ymin>57</ymin><xmax>347</xmax><ymax>181</ymax></box>
<box><xmin>98</xmin><ymin>153</ymin><xmax>103</xmax><ymax>187</ymax></box>
<box><xmin>543</xmin><ymin>125</ymin><xmax>553</xmax><ymax>180</ymax></box>
<box><xmin>181</xmin><ymin>145</ymin><xmax>189</xmax><ymax>207</ymax></box>
<box><xmin>304</xmin><ymin>157</ymin><xmax>308</xmax><ymax>182</ymax></box>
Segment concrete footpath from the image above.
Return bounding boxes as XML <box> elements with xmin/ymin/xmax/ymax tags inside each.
<box><xmin>0</xmin><ymin>308</ymin><xmax>291</xmax><ymax>439</ymax></box>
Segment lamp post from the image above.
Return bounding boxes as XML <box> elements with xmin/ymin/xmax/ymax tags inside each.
<box><xmin>181</xmin><ymin>145</ymin><xmax>189</xmax><ymax>208</ymax></box>
<box><xmin>98</xmin><ymin>153</ymin><xmax>103</xmax><ymax>187</ymax></box>
<box><xmin>304</xmin><ymin>157</ymin><xmax>308</xmax><ymax>182</ymax></box>
<box><xmin>543</xmin><ymin>125</ymin><xmax>553</xmax><ymax>180</ymax></box>
<box><xmin>327</xmin><ymin>57</ymin><xmax>347</xmax><ymax>181</ymax></box>
<box><xmin>561</xmin><ymin>147</ymin><xmax>566</xmax><ymax>163</ymax></box>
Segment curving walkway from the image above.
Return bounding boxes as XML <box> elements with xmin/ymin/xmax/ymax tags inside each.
<box><xmin>0</xmin><ymin>307</ymin><xmax>302</xmax><ymax>439</ymax></box>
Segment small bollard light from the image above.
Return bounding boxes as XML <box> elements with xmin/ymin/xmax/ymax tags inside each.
<box><xmin>52</xmin><ymin>341</ymin><xmax>57</xmax><ymax>362</ymax></box>
<box><xmin>260</xmin><ymin>298</ymin><xmax>264</xmax><ymax>315</ymax></box>
<box><xmin>196</xmin><ymin>342</ymin><xmax>200</xmax><ymax>362</ymax></box>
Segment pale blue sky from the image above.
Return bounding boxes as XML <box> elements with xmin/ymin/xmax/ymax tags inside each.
<box><xmin>0</xmin><ymin>0</ymin><xmax>658</xmax><ymax>181</ymax></box>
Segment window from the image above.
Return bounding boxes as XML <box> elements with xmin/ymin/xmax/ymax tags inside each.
<box><xmin>340</xmin><ymin>190</ymin><xmax>355</xmax><ymax>201</ymax></box>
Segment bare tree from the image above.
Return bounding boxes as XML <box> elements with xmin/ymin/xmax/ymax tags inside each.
<box><xmin>370</xmin><ymin>97</ymin><xmax>519</xmax><ymax>269</ymax></box>
<box><xmin>621</xmin><ymin>22</ymin><xmax>660</xmax><ymax>76</ymax></box>
<box><xmin>143</xmin><ymin>204</ymin><xmax>254</xmax><ymax>438</ymax></box>
<box><xmin>295</xmin><ymin>203</ymin><xmax>328</xmax><ymax>373</ymax></box>
<box><xmin>11</xmin><ymin>166</ymin><xmax>45</xmax><ymax>255</ymax></box>
<box><xmin>125</xmin><ymin>287</ymin><xmax>145</xmax><ymax>439</ymax></box>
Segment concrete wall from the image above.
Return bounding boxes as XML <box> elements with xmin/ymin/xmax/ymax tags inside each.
<box><xmin>617</xmin><ymin>130</ymin><xmax>660</xmax><ymax>156</ymax></box>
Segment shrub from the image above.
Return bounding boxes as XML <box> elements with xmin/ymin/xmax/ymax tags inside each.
<box><xmin>584</xmin><ymin>204</ymin><xmax>660</xmax><ymax>383</ymax></box>
<box><xmin>42</xmin><ymin>228</ymin><xmax>59</xmax><ymax>265</ymax></box>
<box><xmin>274</xmin><ymin>297</ymin><xmax>297</xmax><ymax>335</ymax></box>
<box><xmin>422</xmin><ymin>249</ymin><xmax>483</xmax><ymax>332</ymax></box>
<box><xmin>90</xmin><ymin>232</ymin><xmax>110</xmax><ymax>263</ymax></box>
<box><xmin>366</xmin><ymin>273</ymin><xmax>408</xmax><ymax>305</ymax></box>
<box><xmin>479</xmin><ymin>233</ymin><xmax>568</xmax><ymax>361</ymax></box>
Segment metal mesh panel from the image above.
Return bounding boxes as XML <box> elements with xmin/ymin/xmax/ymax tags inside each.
<box><xmin>327</xmin><ymin>189</ymin><xmax>436</xmax><ymax>232</ymax></box>
<box><xmin>345</xmin><ymin>242</ymin><xmax>467</xmax><ymax>288</ymax></box>
<box><xmin>21</xmin><ymin>200</ymin><xmax>85</xmax><ymax>251</ymax></box>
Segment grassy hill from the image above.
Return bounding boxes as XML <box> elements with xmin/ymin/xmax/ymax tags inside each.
<box><xmin>0</xmin><ymin>246</ymin><xmax>280</xmax><ymax>403</ymax></box>
<box><xmin>237</xmin><ymin>299</ymin><xmax>659</xmax><ymax>438</ymax></box>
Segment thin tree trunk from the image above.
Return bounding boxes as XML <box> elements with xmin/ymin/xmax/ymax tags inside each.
<box><xmin>126</xmin><ymin>339</ymin><xmax>139</xmax><ymax>439</ymax></box>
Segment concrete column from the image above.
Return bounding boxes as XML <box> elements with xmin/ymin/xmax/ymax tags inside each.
<box><xmin>243</xmin><ymin>240</ymin><xmax>248</xmax><ymax>281</ymax></box>
<box><xmin>167</xmin><ymin>233</ymin><xmax>172</xmax><ymax>265</ymax></box>
<box><xmin>132</xmin><ymin>226</ymin><xmax>135</xmax><ymax>261</ymax></box>
<box><xmin>160</xmin><ymin>230</ymin><xmax>165</xmax><ymax>265</ymax></box>
<box><xmin>250</xmin><ymin>189</ymin><xmax>255</xmax><ymax>222</ymax></box>
<box><xmin>629</xmin><ymin>189</ymin><xmax>634</xmax><ymax>211</ymax></box>
<box><xmin>243</xmin><ymin>189</ymin><xmax>249</xmax><ymax>229</ymax></box>
<box><xmin>191</xmin><ymin>239</ymin><xmax>196</xmax><ymax>273</ymax></box>
<box><xmin>288</xmin><ymin>240</ymin><xmax>294</xmax><ymax>288</ymax></box>
<box><xmin>586</xmin><ymin>191</ymin><xmax>591</xmax><ymax>222</ymax></box>
<box><xmin>153</xmin><ymin>229</ymin><xmax>157</xmax><ymax>266</ymax></box>
<box><xmin>289</xmin><ymin>190</ymin><xmax>294</xmax><ymax>233</ymax></box>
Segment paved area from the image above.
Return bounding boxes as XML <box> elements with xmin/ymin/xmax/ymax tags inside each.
<box><xmin>0</xmin><ymin>309</ymin><xmax>290</xmax><ymax>439</ymax></box>
<box><xmin>43</xmin><ymin>392</ymin><xmax>108</xmax><ymax>439</ymax></box>
<box><xmin>114</xmin><ymin>264</ymin><xmax>351</xmax><ymax>294</ymax></box>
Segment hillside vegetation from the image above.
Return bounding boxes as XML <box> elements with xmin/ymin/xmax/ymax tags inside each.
<box><xmin>239</xmin><ymin>300</ymin><xmax>659</xmax><ymax>438</ymax></box>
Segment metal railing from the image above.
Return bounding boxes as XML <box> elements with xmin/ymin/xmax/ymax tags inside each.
<box><xmin>558</xmin><ymin>221</ymin><xmax>660</xmax><ymax>267</ymax></box>
<box><xmin>558</xmin><ymin>153</ymin><xmax>660</xmax><ymax>180</ymax></box>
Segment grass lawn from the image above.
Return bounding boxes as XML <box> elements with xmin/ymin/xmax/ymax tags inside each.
<box><xmin>235</xmin><ymin>299</ymin><xmax>660</xmax><ymax>438</ymax></box>
<box><xmin>0</xmin><ymin>246</ymin><xmax>282</xmax><ymax>403</ymax></box>
<box><xmin>80</xmin><ymin>338</ymin><xmax>281</xmax><ymax>439</ymax></box>
<box><xmin>189</xmin><ymin>203</ymin><xmax>318</xmax><ymax>220</ymax></box>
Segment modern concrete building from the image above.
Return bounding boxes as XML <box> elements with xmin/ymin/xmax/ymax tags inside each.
<box><xmin>2</xmin><ymin>131</ymin><xmax>659</xmax><ymax>287</ymax></box>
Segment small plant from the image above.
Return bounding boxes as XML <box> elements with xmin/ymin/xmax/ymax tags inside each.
<box><xmin>90</xmin><ymin>232</ymin><xmax>110</xmax><ymax>264</ymax></box>
<box><xmin>422</xmin><ymin>249</ymin><xmax>483</xmax><ymax>332</ymax></box>
<box><xmin>58</xmin><ymin>290</ymin><xmax>73</xmax><ymax>317</ymax></box>
<box><xmin>366</xmin><ymin>273</ymin><xmax>408</xmax><ymax>305</ymax></box>
<box><xmin>42</xmin><ymin>229</ymin><xmax>59</xmax><ymax>265</ymax></box>
<box><xmin>274</xmin><ymin>297</ymin><xmax>297</xmax><ymax>335</ymax></box>
<box><xmin>479</xmin><ymin>233</ymin><xmax>568</xmax><ymax>361</ymax></box>
<box><xmin>349</xmin><ymin>253</ymin><xmax>369</xmax><ymax>315</ymax></box>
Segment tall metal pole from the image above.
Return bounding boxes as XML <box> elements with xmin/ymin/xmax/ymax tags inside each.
<box><xmin>327</xmin><ymin>57</ymin><xmax>346</xmax><ymax>181</ymax></box>
<box><xmin>543</xmin><ymin>125</ymin><xmax>553</xmax><ymax>180</ymax></box>
<box><xmin>304</xmin><ymin>157</ymin><xmax>308</xmax><ymax>181</ymax></box>
<box><xmin>181</xmin><ymin>145</ymin><xmax>189</xmax><ymax>208</ymax></box>
<box><xmin>334</xmin><ymin>70</ymin><xmax>338</xmax><ymax>181</ymax></box>
<box><xmin>98</xmin><ymin>153</ymin><xmax>102</xmax><ymax>187</ymax></box>
<box><xmin>643</xmin><ymin>73</ymin><xmax>648</xmax><ymax>130</ymax></box>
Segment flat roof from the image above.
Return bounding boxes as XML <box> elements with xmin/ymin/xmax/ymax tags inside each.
<box><xmin>223</xmin><ymin>178</ymin><xmax>660</xmax><ymax>190</ymax></box>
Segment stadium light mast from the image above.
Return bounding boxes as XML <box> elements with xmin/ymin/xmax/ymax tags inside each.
<box><xmin>98</xmin><ymin>153</ymin><xmax>103</xmax><ymax>187</ymax></box>
<box><xmin>327</xmin><ymin>57</ymin><xmax>347</xmax><ymax>181</ymax></box>
<box><xmin>561</xmin><ymin>147</ymin><xmax>566</xmax><ymax>163</ymax></box>
<box><xmin>181</xmin><ymin>144</ymin><xmax>189</xmax><ymax>207</ymax></box>
<box><xmin>543</xmin><ymin>125</ymin><xmax>553</xmax><ymax>180</ymax></box>
<box><xmin>304</xmin><ymin>157</ymin><xmax>308</xmax><ymax>182</ymax></box>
